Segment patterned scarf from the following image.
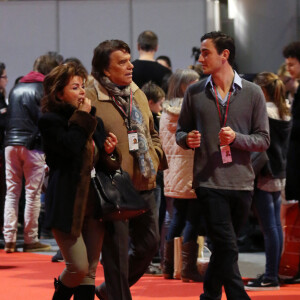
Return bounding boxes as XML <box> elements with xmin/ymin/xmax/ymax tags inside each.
<box><xmin>99</xmin><ymin>76</ymin><xmax>156</xmax><ymax>179</ymax></box>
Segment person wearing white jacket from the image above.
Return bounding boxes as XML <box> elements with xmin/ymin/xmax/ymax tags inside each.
<box><xmin>159</xmin><ymin>68</ymin><xmax>203</xmax><ymax>282</ymax></box>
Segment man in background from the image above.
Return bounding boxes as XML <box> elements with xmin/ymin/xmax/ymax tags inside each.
<box><xmin>3</xmin><ymin>54</ymin><xmax>58</xmax><ymax>253</ymax></box>
<box><xmin>132</xmin><ymin>30</ymin><xmax>171</xmax><ymax>93</ymax></box>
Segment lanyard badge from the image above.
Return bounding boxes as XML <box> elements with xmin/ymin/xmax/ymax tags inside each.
<box><xmin>214</xmin><ymin>86</ymin><xmax>232</xmax><ymax>164</ymax></box>
<box><xmin>112</xmin><ymin>90</ymin><xmax>139</xmax><ymax>152</ymax></box>
<box><xmin>128</xmin><ymin>130</ymin><xmax>139</xmax><ymax>152</ymax></box>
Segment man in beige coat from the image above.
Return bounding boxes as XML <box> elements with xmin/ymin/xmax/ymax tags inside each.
<box><xmin>86</xmin><ymin>39</ymin><xmax>167</xmax><ymax>300</ymax></box>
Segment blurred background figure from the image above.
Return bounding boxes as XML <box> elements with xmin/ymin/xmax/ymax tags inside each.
<box><xmin>132</xmin><ymin>30</ymin><xmax>172</xmax><ymax>93</ymax></box>
<box><xmin>142</xmin><ymin>81</ymin><xmax>165</xmax><ymax>274</ymax></box>
<box><xmin>0</xmin><ymin>62</ymin><xmax>8</xmax><ymax>233</ymax></box>
<box><xmin>156</xmin><ymin>55</ymin><xmax>172</xmax><ymax>71</ymax></box>
<box><xmin>3</xmin><ymin>54</ymin><xmax>58</xmax><ymax>253</ymax></box>
<box><xmin>277</xmin><ymin>63</ymin><xmax>299</xmax><ymax>105</ymax></box>
<box><xmin>159</xmin><ymin>68</ymin><xmax>204</xmax><ymax>282</ymax></box>
<box><xmin>245</xmin><ymin>72</ymin><xmax>291</xmax><ymax>291</ymax></box>
<box><xmin>280</xmin><ymin>41</ymin><xmax>300</xmax><ymax>284</ymax></box>
<box><xmin>283</xmin><ymin>41</ymin><xmax>300</xmax><ymax>203</ymax></box>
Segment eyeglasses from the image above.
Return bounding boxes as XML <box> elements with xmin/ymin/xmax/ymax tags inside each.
<box><xmin>0</xmin><ymin>75</ymin><xmax>7</xmax><ymax>79</ymax></box>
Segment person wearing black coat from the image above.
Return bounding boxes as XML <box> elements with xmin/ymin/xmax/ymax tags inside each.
<box><xmin>3</xmin><ymin>55</ymin><xmax>58</xmax><ymax>253</ymax></box>
<box><xmin>283</xmin><ymin>41</ymin><xmax>300</xmax><ymax>201</ymax></box>
<box><xmin>38</xmin><ymin>62</ymin><xmax>118</xmax><ymax>300</ymax></box>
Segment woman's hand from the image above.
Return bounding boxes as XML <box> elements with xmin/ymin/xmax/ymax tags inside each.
<box><xmin>78</xmin><ymin>97</ymin><xmax>91</xmax><ymax>113</ymax></box>
<box><xmin>104</xmin><ymin>132</ymin><xmax>118</xmax><ymax>154</ymax></box>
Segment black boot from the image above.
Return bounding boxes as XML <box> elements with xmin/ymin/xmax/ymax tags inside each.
<box><xmin>74</xmin><ymin>285</ymin><xmax>95</xmax><ymax>300</ymax></box>
<box><xmin>163</xmin><ymin>239</ymin><xmax>174</xmax><ymax>279</ymax></box>
<box><xmin>181</xmin><ymin>241</ymin><xmax>203</xmax><ymax>282</ymax></box>
<box><xmin>52</xmin><ymin>278</ymin><xmax>74</xmax><ymax>300</ymax></box>
<box><xmin>95</xmin><ymin>283</ymin><xmax>107</xmax><ymax>300</ymax></box>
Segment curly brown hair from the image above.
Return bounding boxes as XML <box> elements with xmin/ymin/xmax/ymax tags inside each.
<box><xmin>42</xmin><ymin>62</ymin><xmax>87</xmax><ymax>113</ymax></box>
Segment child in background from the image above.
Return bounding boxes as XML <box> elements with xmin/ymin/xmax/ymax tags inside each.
<box><xmin>141</xmin><ymin>82</ymin><xmax>165</xmax><ymax>273</ymax></box>
<box><xmin>142</xmin><ymin>81</ymin><xmax>165</xmax><ymax>132</ymax></box>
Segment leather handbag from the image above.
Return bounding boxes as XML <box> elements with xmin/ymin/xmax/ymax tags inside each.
<box><xmin>92</xmin><ymin>168</ymin><xmax>149</xmax><ymax>221</ymax></box>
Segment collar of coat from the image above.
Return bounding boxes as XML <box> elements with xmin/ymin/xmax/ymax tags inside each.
<box><xmin>93</xmin><ymin>78</ymin><xmax>139</xmax><ymax>101</ymax></box>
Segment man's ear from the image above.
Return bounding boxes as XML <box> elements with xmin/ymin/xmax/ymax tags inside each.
<box><xmin>137</xmin><ymin>43</ymin><xmax>141</xmax><ymax>51</ymax></box>
<box><xmin>222</xmin><ymin>49</ymin><xmax>230</xmax><ymax>62</ymax></box>
<box><xmin>103</xmin><ymin>69</ymin><xmax>110</xmax><ymax>77</ymax></box>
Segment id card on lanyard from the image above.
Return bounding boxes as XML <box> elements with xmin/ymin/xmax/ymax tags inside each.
<box><xmin>214</xmin><ymin>85</ymin><xmax>232</xmax><ymax>164</ymax></box>
<box><xmin>112</xmin><ymin>89</ymin><xmax>139</xmax><ymax>152</ymax></box>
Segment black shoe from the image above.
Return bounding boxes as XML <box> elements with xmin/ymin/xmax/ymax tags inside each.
<box><xmin>52</xmin><ymin>250</ymin><xmax>64</xmax><ymax>262</ymax></box>
<box><xmin>283</xmin><ymin>273</ymin><xmax>300</xmax><ymax>284</ymax></box>
<box><xmin>245</xmin><ymin>274</ymin><xmax>280</xmax><ymax>291</ymax></box>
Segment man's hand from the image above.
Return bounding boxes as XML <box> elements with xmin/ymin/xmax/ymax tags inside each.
<box><xmin>186</xmin><ymin>130</ymin><xmax>201</xmax><ymax>148</ymax></box>
<box><xmin>219</xmin><ymin>126</ymin><xmax>236</xmax><ymax>145</ymax></box>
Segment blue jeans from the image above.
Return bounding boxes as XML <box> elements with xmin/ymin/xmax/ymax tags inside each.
<box><xmin>165</xmin><ymin>197</ymin><xmax>200</xmax><ymax>244</ymax></box>
<box><xmin>253</xmin><ymin>188</ymin><xmax>283</xmax><ymax>280</ymax></box>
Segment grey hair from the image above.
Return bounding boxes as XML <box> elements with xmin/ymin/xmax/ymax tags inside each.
<box><xmin>167</xmin><ymin>68</ymin><xmax>199</xmax><ymax>99</ymax></box>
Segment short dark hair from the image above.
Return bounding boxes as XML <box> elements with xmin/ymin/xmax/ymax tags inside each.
<box><xmin>42</xmin><ymin>62</ymin><xmax>87</xmax><ymax>113</ymax></box>
<box><xmin>137</xmin><ymin>31</ymin><xmax>158</xmax><ymax>51</ymax></box>
<box><xmin>141</xmin><ymin>81</ymin><xmax>165</xmax><ymax>103</ymax></box>
<box><xmin>63</xmin><ymin>57</ymin><xmax>87</xmax><ymax>73</ymax></box>
<box><xmin>201</xmin><ymin>31</ymin><xmax>235</xmax><ymax>66</ymax></box>
<box><xmin>0</xmin><ymin>62</ymin><xmax>6</xmax><ymax>77</ymax></box>
<box><xmin>91</xmin><ymin>40</ymin><xmax>131</xmax><ymax>82</ymax></box>
<box><xmin>156</xmin><ymin>55</ymin><xmax>172</xmax><ymax>69</ymax></box>
<box><xmin>283</xmin><ymin>41</ymin><xmax>300</xmax><ymax>62</ymax></box>
<box><xmin>33</xmin><ymin>54</ymin><xmax>60</xmax><ymax>75</ymax></box>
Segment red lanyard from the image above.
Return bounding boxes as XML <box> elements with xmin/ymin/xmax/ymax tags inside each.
<box><xmin>213</xmin><ymin>85</ymin><xmax>232</xmax><ymax>127</ymax></box>
<box><xmin>111</xmin><ymin>89</ymin><xmax>133</xmax><ymax>129</ymax></box>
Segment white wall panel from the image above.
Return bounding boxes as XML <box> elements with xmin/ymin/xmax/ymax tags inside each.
<box><xmin>0</xmin><ymin>1</ymin><xmax>57</xmax><ymax>93</ymax></box>
<box><xmin>59</xmin><ymin>0</ymin><xmax>131</xmax><ymax>73</ymax></box>
<box><xmin>131</xmin><ymin>0</ymin><xmax>206</xmax><ymax>71</ymax></box>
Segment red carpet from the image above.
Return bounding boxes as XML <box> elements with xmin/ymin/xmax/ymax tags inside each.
<box><xmin>1</xmin><ymin>250</ymin><xmax>300</xmax><ymax>299</ymax></box>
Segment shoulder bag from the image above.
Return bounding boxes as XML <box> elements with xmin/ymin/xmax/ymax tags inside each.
<box><xmin>92</xmin><ymin>168</ymin><xmax>149</xmax><ymax>221</ymax></box>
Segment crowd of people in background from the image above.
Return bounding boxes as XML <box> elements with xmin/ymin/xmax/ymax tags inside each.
<box><xmin>0</xmin><ymin>29</ymin><xmax>299</xmax><ymax>300</ymax></box>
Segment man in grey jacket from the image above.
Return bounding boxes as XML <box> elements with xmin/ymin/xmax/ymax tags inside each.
<box><xmin>176</xmin><ymin>31</ymin><xmax>270</xmax><ymax>300</ymax></box>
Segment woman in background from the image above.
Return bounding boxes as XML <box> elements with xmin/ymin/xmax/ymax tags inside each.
<box><xmin>159</xmin><ymin>68</ymin><xmax>203</xmax><ymax>282</ymax></box>
<box><xmin>277</xmin><ymin>63</ymin><xmax>298</xmax><ymax>105</ymax></box>
<box><xmin>39</xmin><ymin>62</ymin><xmax>117</xmax><ymax>300</ymax></box>
<box><xmin>246</xmin><ymin>72</ymin><xmax>291</xmax><ymax>291</ymax></box>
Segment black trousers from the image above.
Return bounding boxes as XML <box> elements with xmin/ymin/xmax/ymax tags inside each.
<box><xmin>196</xmin><ymin>187</ymin><xmax>252</xmax><ymax>300</ymax></box>
<box><xmin>101</xmin><ymin>189</ymin><xmax>159</xmax><ymax>300</ymax></box>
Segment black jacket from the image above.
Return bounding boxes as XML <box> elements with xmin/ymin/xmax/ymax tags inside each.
<box><xmin>5</xmin><ymin>81</ymin><xmax>43</xmax><ymax>150</ymax></box>
<box><xmin>39</xmin><ymin>101</ymin><xmax>106</xmax><ymax>236</ymax></box>
<box><xmin>0</xmin><ymin>93</ymin><xmax>7</xmax><ymax>150</ymax></box>
<box><xmin>265</xmin><ymin>117</ymin><xmax>292</xmax><ymax>178</ymax></box>
<box><xmin>286</xmin><ymin>86</ymin><xmax>300</xmax><ymax>200</ymax></box>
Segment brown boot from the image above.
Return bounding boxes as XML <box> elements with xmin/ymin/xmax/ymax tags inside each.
<box><xmin>181</xmin><ymin>240</ymin><xmax>203</xmax><ymax>282</ymax></box>
<box><xmin>162</xmin><ymin>239</ymin><xmax>174</xmax><ymax>279</ymax></box>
